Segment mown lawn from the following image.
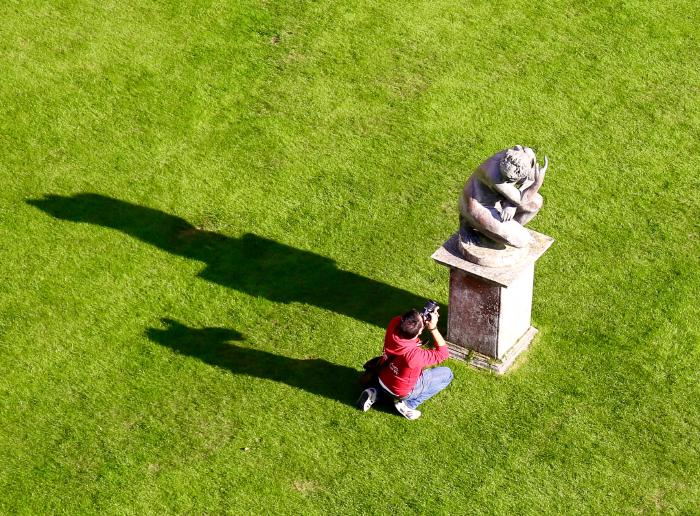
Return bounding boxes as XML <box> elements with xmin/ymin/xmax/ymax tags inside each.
<box><xmin>1</xmin><ymin>0</ymin><xmax>698</xmax><ymax>513</ymax></box>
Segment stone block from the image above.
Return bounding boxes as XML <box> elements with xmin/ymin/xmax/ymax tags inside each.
<box><xmin>432</xmin><ymin>230</ymin><xmax>553</xmax><ymax>372</ymax></box>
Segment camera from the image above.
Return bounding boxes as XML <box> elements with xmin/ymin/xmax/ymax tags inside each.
<box><xmin>420</xmin><ymin>300</ymin><xmax>439</xmax><ymax>324</ymax></box>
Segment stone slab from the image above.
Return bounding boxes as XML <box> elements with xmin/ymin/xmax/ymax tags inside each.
<box><xmin>447</xmin><ymin>326</ymin><xmax>538</xmax><ymax>374</ymax></box>
<box><xmin>432</xmin><ymin>230</ymin><xmax>554</xmax><ymax>287</ymax></box>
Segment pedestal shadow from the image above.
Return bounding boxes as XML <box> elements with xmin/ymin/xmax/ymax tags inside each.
<box><xmin>28</xmin><ymin>193</ymin><xmax>426</xmax><ymax>328</ymax></box>
<box><xmin>146</xmin><ymin>318</ymin><xmax>360</xmax><ymax>405</ymax></box>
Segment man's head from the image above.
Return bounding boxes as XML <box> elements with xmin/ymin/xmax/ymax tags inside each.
<box><xmin>398</xmin><ymin>309</ymin><xmax>424</xmax><ymax>339</ymax></box>
<box><xmin>499</xmin><ymin>145</ymin><xmax>537</xmax><ymax>182</ymax></box>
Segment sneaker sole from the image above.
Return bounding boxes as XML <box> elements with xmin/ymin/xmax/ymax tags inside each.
<box><xmin>395</xmin><ymin>402</ymin><xmax>421</xmax><ymax>420</ymax></box>
<box><xmin>356</xmin><ymin>390</ymin><xmax>376</xmax><ymax>412</ymax></box>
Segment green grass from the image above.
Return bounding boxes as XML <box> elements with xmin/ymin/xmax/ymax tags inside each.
<box><xmin>1</xmin><ymin>0</ymin><xmax>699</xmax><ymax>513</ymax></box>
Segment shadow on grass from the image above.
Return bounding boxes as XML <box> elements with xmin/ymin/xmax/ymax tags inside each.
<box><xmin>28</xmin><ymin>193</ymin><xmax>427</xmax><ymax>328</ymax></box>
<box><xmin>147</xmin><ymin>318</ymin><xmax>361</xmax><ymax>405</ymax></box>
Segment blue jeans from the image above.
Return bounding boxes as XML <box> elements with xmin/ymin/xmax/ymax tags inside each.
<box><xmin>403</xmin><ymin>367</ymin><xmax>453</xmax><ymax>409</ymax></box>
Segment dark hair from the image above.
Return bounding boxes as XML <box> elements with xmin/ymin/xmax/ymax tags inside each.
<box><xmin>398</xmin><ymin>309</ymin><xmax>423</xmax><ymax>339</ymax></box>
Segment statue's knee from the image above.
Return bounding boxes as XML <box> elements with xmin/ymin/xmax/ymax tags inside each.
<box><xmin>518</xmin><ymin>194</ymin><xmax>542</xmax><ymax>219</ymax></box>
<box><xmin>533</xmin><ymin>193</ymin><xmax>543</xmax><ymax>211</ymax></box>
<box><xmin>523</xmin><ymin>193</ymin><xmax>543</xmax><ymax>214</ymax></box>
<box><xmin>500</xmin><ymin>224</ymin><xmax>532</xmax><ymax>248</ymax></box>
<box><xmin>508</xmin><ymin>234</ymin><xmax>531</xmax><ymax>248</ymax></box>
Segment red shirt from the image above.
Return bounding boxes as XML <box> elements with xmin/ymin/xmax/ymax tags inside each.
<box><xmin>377</xmin><ymin>316</ymin><xmax>449</xmax><ymax>397</ymax></box>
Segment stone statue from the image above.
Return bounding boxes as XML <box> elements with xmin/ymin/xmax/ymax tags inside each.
<box><xmin>459</xmin><ymin>145</ymin><xmax>548</xmax><ymax>263</ymax></box>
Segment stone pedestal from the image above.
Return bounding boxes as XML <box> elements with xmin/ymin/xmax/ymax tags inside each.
<box><xmin>431</xmin><ymin>230</ymin><xmax>553</xmax><ymax>373</ymax></box>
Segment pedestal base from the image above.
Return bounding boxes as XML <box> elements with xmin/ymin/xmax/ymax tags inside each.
<box><xmin>432</xmin><ymin>230</ymin><xmax>553</xmax><ymax>373</ymax></box>
<box><xmin>447</xmin><ymin>326</ymin><xmax>538</xmax><ymax>374</ymax></box>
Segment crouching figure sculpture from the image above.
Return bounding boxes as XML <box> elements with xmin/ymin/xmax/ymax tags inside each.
<box><xmin>458</xmin><ymin>145</ymin><xmax>549</xmax><ymax>264</ymax></box>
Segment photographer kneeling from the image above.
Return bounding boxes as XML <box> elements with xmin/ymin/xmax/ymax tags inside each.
<box><xmin>357</xmin><ymin>304</ymin><xmax>453</xmax><ymax>420</ymax></box>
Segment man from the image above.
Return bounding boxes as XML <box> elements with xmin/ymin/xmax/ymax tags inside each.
<box><xmin>459</xmin><ymin>145</ymin><xmax>548</xmax><ymax>248</ymax></box>
<box><xmin>356</xmin><ymin>308</ymin><xmax>453</xmax><ymax>420</ymax></box>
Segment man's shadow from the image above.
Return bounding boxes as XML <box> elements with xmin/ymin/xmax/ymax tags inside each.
<box><xmin>146</xmin><ymin>318</ymin><xmax>361</xmax><ymax>405</ymax></box>
<box><xmin>28</xmin><ymin>194</ymin><xmax>428</xmax><ymax>328</ymax></box>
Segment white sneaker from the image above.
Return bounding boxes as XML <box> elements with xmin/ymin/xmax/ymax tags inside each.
<box><xmin>394</xmin><ymin>400</ymin><xmax>421</xmax><ymax>420</ymax></box>
<box><xmin>356</xmin><ymin>387</ymin><xmax>377</xmax><ymax>412</ymax></box>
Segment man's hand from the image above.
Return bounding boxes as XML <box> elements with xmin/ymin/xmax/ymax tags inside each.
<box><xmin>426</xmin><ymin>310</ymin><xmax>446</xmax><ymax>348</ymax></box>
<box><xmin>426</xmin><ymin>309</ymin><xmax>439</xmax><ymax>330</ymax></box>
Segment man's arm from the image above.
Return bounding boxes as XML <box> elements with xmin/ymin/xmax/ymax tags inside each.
<box><xmin>405</xmin><ymin>311</ymin><xmax>449</xmax><ymax>368</ymax></box>
<box><xmin>425</xmin><ymin>312</ymin><xmax>446</xmax><ymax>348</ymax></box>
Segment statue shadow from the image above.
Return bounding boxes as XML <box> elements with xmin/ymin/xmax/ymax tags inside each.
<box><xmin>27</xmin><ymin>193</ymin><xmax>429</xmax><ymax>328</ymax></box>
<box><xmin>146</xmin><ymin>318</ymin><xmax>361</xmax><ymax>405</ymax></box>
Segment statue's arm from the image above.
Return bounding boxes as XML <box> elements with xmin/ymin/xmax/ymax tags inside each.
<box><xmin>518</xmin><ymin>177</ymin><xmax>535</xmax><ymax>191</ymax></box>
<box><xmin>523</xmin><ymin>155</ymin><xmax>548</xmax><ymax>195</ymax></box>
<box><xmin>492</xmin><ymin>182</ymin><xmax>523</xmax><ymax>206</ymax></box>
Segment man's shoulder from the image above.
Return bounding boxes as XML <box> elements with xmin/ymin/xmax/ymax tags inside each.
<box><xmin>384</xmin><ymin>316</ymin><xmax>401</xmax><ymax>338</ymax></box>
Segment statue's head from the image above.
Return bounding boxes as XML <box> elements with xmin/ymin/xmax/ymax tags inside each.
<box><xmin>499</xmin><ymin>145</ymin><xmax>537</xmax><ymax>182</ymax></box>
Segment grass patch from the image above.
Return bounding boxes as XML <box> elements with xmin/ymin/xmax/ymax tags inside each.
<box><xmin>1</xmin><ymin>0</ymin><xmax>698</xmax><ymax>513</ymax></box>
